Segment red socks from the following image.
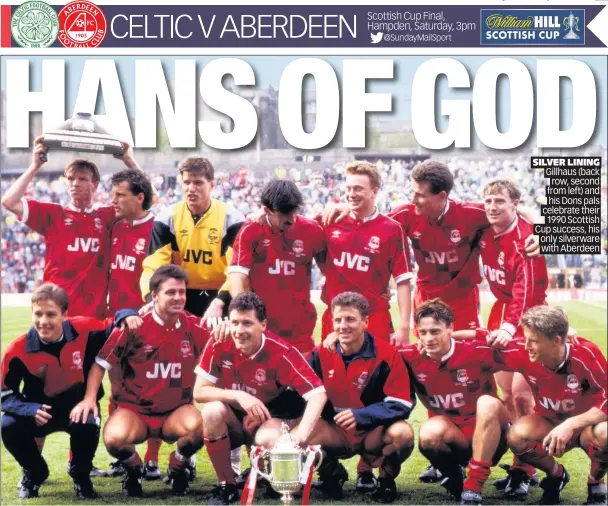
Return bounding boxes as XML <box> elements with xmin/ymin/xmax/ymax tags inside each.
<box><xmin>205</xmin><ymin>434</ymin><xmax>236</xmax><ymax>485</ymax></box>
<box><xmin>464</xmin><ymin>459</ymin><xmax>492</xmax><ymax>493</ymax></box>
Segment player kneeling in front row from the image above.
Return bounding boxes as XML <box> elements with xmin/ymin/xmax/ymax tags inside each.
<box><xmin>1</xmin><ymin>283</ymin><xmax>135</xmax><ymax>499</ymax></box>
<box><xmin>308</xmin><ymin>292</ymin><xmax>415</xmax><ymax>503</ymax></box>
<box><xmin>194</xmin><ymin>292</ymin><xmax>327</xmax><ymax>505</ymax></box>
<box><xmin>400</xmin><ymin>300</ymin><xmax>511</xmax><ymax>505</ymax></box>
<box><xmin>505</xmin><ymin>306</ymin><xmax>608</xmax><ymax>505</ymax></box>
<box><xmin>72</xmin><ymin>265</ymin><xmax>210</xmax><ymax>497</ymax></box>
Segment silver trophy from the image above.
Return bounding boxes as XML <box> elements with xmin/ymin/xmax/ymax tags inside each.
<box><xmin>41</xmin><ymin>112</ymin><xmax>124</xmax><ymax>160</ymax></box>
<box><xmin>250</xmin><ymin>423</ymin><xmax>323</xmax><ymax>505</ymax></box>
<box><xmin>563</xmin><ymin>12</ymin><xmax>580</xmax><ymax>40</ymax></box>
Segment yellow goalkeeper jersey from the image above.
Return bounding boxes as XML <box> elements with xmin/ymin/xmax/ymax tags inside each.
<box><xmin>141</xmin><ymin>199</ymin><xmax>244</xmax><ymax>300</ymax></box>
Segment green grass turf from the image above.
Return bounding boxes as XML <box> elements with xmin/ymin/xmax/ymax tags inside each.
<box><xmin>1</xmin><ymin>300</ymin><xmax>606</xmax><ymax>505</ymax></box>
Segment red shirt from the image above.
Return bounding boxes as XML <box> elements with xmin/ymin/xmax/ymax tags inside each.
<box><xmin>20</xmin><ymin>199</ymin><xmax>115</xmax><ymax>319</ymax></box>
<box><xmin>400</xmin><ymin>339</ymin><xmax>498</xmax><ymax>426</ymax></box>
<box><xmin>108</xmin><ymin>214</ymin><xmax>155</xmax><ymax>313</ymax></box>
<box><xmin>309</xmin><ymin>333</ymin><xmax>414</xmax><ymax>428</ymax></box>
<box><xmin>229</xmin><ymin>216</ymin><xmax>325</xmax><ymax>352</ymax></box>
<box><xmin>479</xmin><ymin>335</ymin><xmax>608</xmax><ymax>424</ymax></box>
<box><xmin>195</xmin><ymin>332</ymin><xmax>325</xmax><ymax>405</ymax></box>
<box><xmin>480</xmin><ymin>217</ymin><xmax>548</xmax><ymax>332</ymax></box>
<box><xmin>96</xmin><ymin>310</ymin><xmax>210</xmax><ymax>415</ymax></box>
<box><xmin>1</xmin><ymin>317</ymin><xmax>110</xmax><ymax>409</ymax></box>
<box><xmin>389</xmin><ymin>201</ymin><xmax>487</xmax><ymax>299</ymax></box>
<box><xmin>321</xmin><ymin>210</ymin><xmax>412</xmax><ymax>314</ymax></box>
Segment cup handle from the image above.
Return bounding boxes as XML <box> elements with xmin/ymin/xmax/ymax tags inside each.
<box><xmin>250</xmin><ymin>446</ymin><xmax>273</xmax><ymax>482</ymax></box>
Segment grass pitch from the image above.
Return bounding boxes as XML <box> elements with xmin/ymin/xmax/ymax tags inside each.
<box><xmin>1</xmin><ymin>300</ymin><xmax>606</xmax><ymax>505</ymax></box>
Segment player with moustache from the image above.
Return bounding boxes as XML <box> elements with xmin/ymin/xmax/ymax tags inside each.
<box><xmin>193</xmin><ymin>292</ymin><xmax>327</xmax><ymax>506</ymax></box>
<box><xmin>400</xmin><ymin>299</ymin><xmax>512</xmax><ymax>504</ymax></box>
<box><xmin>489</xmin><ymin>306</ymin><xmax>607</xmax><ymax>506</ymax></box>
<box><xmin>141</xmin><ymin>156</ymin><xmax>244</xmax><ymax>321</ymax></box>
<box><xmin>318</xmin><ymin>161</ymin><xmax>413</xmax><ymax>349</ymax></box>
<box><xmin>479</xmin><ymin>179</ymin><xmax>549</xmax><ymax>496</ymax></box>
<box><xmin>1</xmin><ymin>284</ymin><xmax>137</xmax><ymax>499</ymax></box>
<box><xmin>71</xmin><ymin>265</ymin><xmax>210</xmax><ymax>497</ymax></box>
<box><xmin>1</xmin><ymin>137</ymin><xmax>145</xmax><ymax>320</ymax></box>
<box><xmin>307</xmin><ymin>292</ymin><xmax>415</xmax><ymax>503</ymax></box>
<box><xmin>106</xmin><ymin>168</ymin><xmax>176</xmax><ymax>481</ymax></box>
<box><xmin>228</xmin><ymin>179</ymin><xmax>326</xmax><ymax>355</ymax></box>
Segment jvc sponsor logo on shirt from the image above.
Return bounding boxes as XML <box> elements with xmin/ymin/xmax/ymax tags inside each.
<box><xmin>268</xmin><ymin>259</ymin><xmax>295</xmax><ymax>276</ymax></box>
<box><xmin>429</xmin><ymin>393</ymin><xmax>465</xmax><ymax>409</ymax></box>
<box><xmin>184</xmin><ymin>249</ymin><xmax>212</xmax><ymax>264</ymax></box>
<box><xmin>146</xmin><ymin>362</ymin><xmax>181</xmax><ymax>379</ymax></box>
<box><xmin>333</xmin><ymin>252</ymin><xmax>370</xmax><ymax>272</ymax></box>
<box><xmin>111</xmin><ymin>254</ymin><xmax>136</xmax><ymax>271</ymax></box>
<box><xmin>424</xmin><ymin>250</ymin><xmax>458</xmax><ymax>265</ymax></box>
<box><xmin>539</xmin><ymin>396</ymin><xmax>575</xmax><ymax>413</ymax></box>
<box><xmin>484</xmin><ymin>265</ymin><xmax>506</xmax><ymax>285</ymax></box>
<box><xmin>67</xmin><ymin>237</ymin><xmax>100</xmax><ymax>252</ymax></box>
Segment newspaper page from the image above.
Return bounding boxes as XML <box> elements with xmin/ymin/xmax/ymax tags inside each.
<box><xmin>1</xmin><ymin>0</ymin><xmax>607</xmax><ymax>504</ymax></box>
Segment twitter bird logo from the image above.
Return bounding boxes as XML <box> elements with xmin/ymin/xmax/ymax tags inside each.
<box><xmin>370</xmin><ymin>32</ymin><xmax>383</xmax><ymax>44</ymax></box>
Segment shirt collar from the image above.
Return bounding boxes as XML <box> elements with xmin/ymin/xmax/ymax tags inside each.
<box><xmin>494</xmin><ymin>216</ymin><xmax>519</xmax><ymax>239</ymax></box>
<box><xmin>350</xmin><ymin>207</ymin><xmax>379</xmax><ymax>223</ymax></box>
<box><xmin>556</xmin><ymin>343</ymin><xmax>571</xmax><ymax>371</ymax></box>
<box><xmin>152</xmin><ymin>309</ymin><xmax>182</xmax><ymax>329</ymax></box>
<box><xmin>132</xmin><ymin>213</ymin><xmax>154</xmax><ymax>227</ymax></box>
<box><xmin>244</xmin><ymin>333</ymin><xmax>267</xmax><ymax>360</ymax></box>
<box><xmin>26</xmin><ymin>321</ymin><xmax>78</xmax><ymax>353</ymax></box>
<box><xmin>66</xmin><ymin>203</ymin><xmax>95</xmax><ymax>214</ymax></box>
<box><xmin>436</xmin><ymin>200</ymin><xmax>450</xmax><ymax>222</ymax></box>
<box><xmin>337</xmin><ymin>331</ymin><xmax>376</xmax><ymax>360</ymax></box>
<box><xmin>425</xmin><ymin>338</ymin><xmax>455</xmax><ymax>362</ymax></box>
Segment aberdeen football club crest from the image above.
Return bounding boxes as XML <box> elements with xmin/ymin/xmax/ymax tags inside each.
<box><xmin>208</xmin><ymin>228</ymin><xmax>219</xmax><ymax>245</ymax></box>
<box><xmin>450</xmin><ymin>229</ymin><xmax>461</xmax><ymax>243</ymax></box>
<box><xmin>254</xmin><ymin>368</ymin><xmax>266</xmax><ymax>384</ymax></box>
<box><xmin>355</xmin><ymin>371</ymin><xmax>368</xmax><ymax>389</ymax></box>
<box><xmin>58</xmin><ymin>0</ymin><xmax>107</xmax><ymax>48</ymax></box>
<box><xmin>134</xmin><ymin>238</ymin><xmax>146</xmax><ymax>255</ymax></box>
<box><xmin>180</xmin><ymin>340</ymin><xmax>193</xmax><ymax>358</ymax></box>
<box><xmin>498</xmin><ymin>251</ymin><xmax>505</xmax><ymax>268</ymax></box>
<box><xmin>456</xmin><ymin>369</ymin><xmax>469</xmax><ymax>383</ymax></box>
<box><xmin>368</xmin><ymin>236</ymin><xmax>380</xmax><ymax>251</ymax></box>
<box><xmin>72</xmin><ymin>351</ymin><xmax>82</xmax><ymax>369</ymax></box>
<box><xmin>292</xmin><ymin>239</ymin><xmax>304</xmax><ymax>256</ymax></box>
<box><xmin>566</xmin><ymin>374</ymin><xmax>579</xmax><ymax>390</ymax></box>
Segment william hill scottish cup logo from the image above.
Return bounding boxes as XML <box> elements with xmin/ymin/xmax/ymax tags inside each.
<box><xmin>11</xmin><ymin>1</ymin><xmax>59</xmax><ymax>48</ymax></box>
<box><xmin>481</xmin><ymin>9</ymin><xmax>585</xmax><ymax>45</ymax></box>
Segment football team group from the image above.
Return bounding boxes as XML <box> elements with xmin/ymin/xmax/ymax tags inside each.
<box><xmin>1</xmin><ymin>138</ymin><xmax>606</xmax><ymax>505</ymax></box>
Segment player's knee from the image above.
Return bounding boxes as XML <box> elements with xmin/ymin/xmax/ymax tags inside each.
<box><xmin>254</xmin><ymin>427</ymin><xmax>281</xmax><ymax>449</ymax></box>
<box><xmin>477</xmin><ymin>395</ymin><xmax>502</xmax><ymax>419</ymax></box>
<box><xmin>180</xmin><ymin>411</ymin><xmax>203</xmax><ymax>435</ymax></box>
<box><xmin>386</xmin><ymin>421</ymin><xmax>414</xmax><ymax>449</ymax></box>
<box><xmin>201</xmin><ymin>401</ymin><xmax>229</xmax><ymax>426</ymax></box>
<box><xmin>103</xmin><ymin>423</ymin><xmax>130</xmax><ymax>451</ymax></box>
<box><xmin>592</xmin><ymin>422</ymin><xmax>608</xmax><ymax>449</ymax></box>
<box><xmin>419</xmin><ymin>422</ymin><xmax>446</xmax><ymax>452</ymax></box>
<box><xmin>507</xmin><ymin>420</ymin><xmax>531</xmax><ymax>452</ymax></box>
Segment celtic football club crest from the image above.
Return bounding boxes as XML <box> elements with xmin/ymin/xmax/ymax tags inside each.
<box><xmin>11</xmin><ymin>1</ymin><xmax>59</xmax><ymax>48</ymax></box>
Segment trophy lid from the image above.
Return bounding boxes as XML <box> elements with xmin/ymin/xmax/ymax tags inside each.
<box><xmin>270</xmin><ymin>423</ymin><xmax>301</xmax><ymax>457</ymax></box>
<box><xmin>55</xmin><ymin>112</ymin><xmax>111</xmax><ymax>135</ymax></box>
